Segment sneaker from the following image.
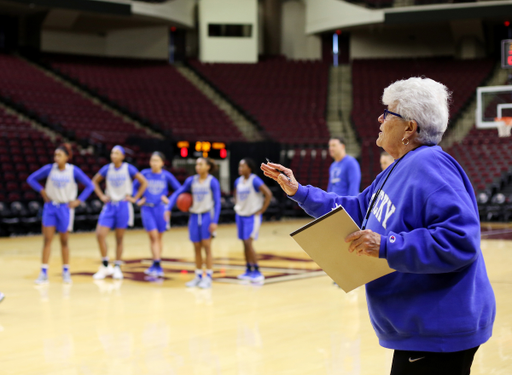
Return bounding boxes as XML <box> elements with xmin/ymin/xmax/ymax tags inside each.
<box><xmin>250</xmin><ymin>270</ymin><xmax>265</xmax><ymax>282</ymax></box>
<box><xmin>93</xmin><ymin>265</ymin><xmax>114</xmax><ymax>280</ymax></box>
<box><xmin>198</xmin><ymin>276</ymin><xmax>212</xmax><ymax>289</ymax></box>
<box><xmin>237</xmin><ymin>270</ymin><xmax>252</xmax><ymax>280</ymax></box>
<box><xmin>185</xmin><ymin>275</ymin><xmax>202</xmax><ymax>288</ymax></box>
<box><xmin>153</xmin><ymin>265</ymin><xmax>165</xmax><ymax>277</ymax></box>
<box><xmin>113</xmin><ymin>266</ymin><xmax>123</xmax><ymax>280</ymax></box>
<box><xmin>62</xmin><ymin>270</ymin><xmax>72</xmax><ymax>284</ymax></box>
<box><xmin>0</xmin><ymin>292</ymin><xmax>5</xmax><ymax>303</ymax></box>
<box><xmin>35</xmin><ymin>271</ymin><xmax>49</xmax><ymax>284</ymax></box>
<box><xmin>144</xmin><ymin>265</ymin><xmax>156</xmax><ymax>275</ymax></box>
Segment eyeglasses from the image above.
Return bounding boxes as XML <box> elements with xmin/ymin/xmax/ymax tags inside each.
<box><xmin>382</xmin><ymin>109</ymin><xmax>420</xmax><ymax>133</ymax></box>
<box><xmin>383</xmin><ymin>109</ymin><xmax>403</xmax><ymax>120</ymax></box>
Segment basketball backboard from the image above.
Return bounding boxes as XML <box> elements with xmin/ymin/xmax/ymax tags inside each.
<box><xmin>476</xmin><ymin>85</ymin><xmax>512</xmax><ymax>133</ymax></box>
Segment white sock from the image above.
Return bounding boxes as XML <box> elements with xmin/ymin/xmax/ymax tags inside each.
<box><xmin>41</xmin><ymin>264</ymin><xmax>48</xmax><ymax>274</ymax></box>
<box><xmin>195</xmin><ymin>269</ymin><xmax>203</xmax><ymax>278</ymax></box>
<box><xmin>206</xmin><ymin>269</ymin><xmax>213</xmax><ymax>278</ymax></box>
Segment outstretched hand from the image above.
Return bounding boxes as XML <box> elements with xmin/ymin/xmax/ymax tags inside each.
<box><xmin>260</xmin><ymin>162</ymin><xmax>299</xmax><ymax>196</ymax></box>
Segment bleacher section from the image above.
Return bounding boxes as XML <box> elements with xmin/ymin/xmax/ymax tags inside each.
<box><xmin>0</xmin><ymin>55</ymin><xmax>151</xmax><ymax>147</ymax></box>
<box><xmin>446</xmin><ymin>127</ymin><xmax>512</xmax><ymax>193</ymax></box>
<box><xmin>43</xmin><ymin>55</ymin><xmax>246</xmax><ymax>143</ymax></box>
<box><xmin>351</xmin><ymin>57</ymin><xmax>495</xmax><ymax>188</ymax></box>
<box><xmin>0</xmin><ymin>107</ymin><xmax>64</xmax><ymax>203</ymax></box>
<box><xmin>190</xmin><ymin>57</ymin><xmax>331</xmax><ymax>145</ymax></box>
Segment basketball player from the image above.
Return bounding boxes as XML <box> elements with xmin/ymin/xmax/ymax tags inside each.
<box><xmin>27</xmin><ymin>144</ymin><xmax>94</xmax><ymax>284</ymax></box>
<box><xmin>134</xmin><ymin>152</ymin><xmax>181</xmax><ymax>277</ymax></box>
<box><xmin>234</xmin><ymin>158</ymin><xmax>272</xmax><ymax>282</ymax></box>
<box><xmin>91</xmin><ymin>145</ymin><xmax>148</xmax><ymax>280</ymax></box>
<box><xmin>165</xmin><ymin>157</ymin><xmax>221</xmax><ymax>289</ymax></box>
<box><xmin>380</xmin><ymin>151</ymin><xmax>394</xmax><ymax>171</ymax></box>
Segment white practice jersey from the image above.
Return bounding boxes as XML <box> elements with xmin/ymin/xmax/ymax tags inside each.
<box><xmin>44</xmin><ymin>163</ymin><xmax>78</xmax><ymax>203</ymax></box>
<box><xmin>105</xmin><ymin>162</ymin><xmax>133</xmax><ymax>202</ymax></box>
<box><xmin>190</xmin><ymin>175</ymin><xmax>213</xmax><ymax>214</ymax></box>
<box><xmin>234</xmin><ymin>174</ymin><xmax>264</xmax><ymax>216</ymax></box>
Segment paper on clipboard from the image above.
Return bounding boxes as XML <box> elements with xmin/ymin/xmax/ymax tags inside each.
<box><xmin>290</xmin><ymin>205</ymin><xmax>394</xmax><ymax>293</ymax></box>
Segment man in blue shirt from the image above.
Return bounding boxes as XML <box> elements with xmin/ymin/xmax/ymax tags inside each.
<box><xmin>327</xmin><ymin>137</ymin><xmax>361</xmax><ymax>196</ymax></box>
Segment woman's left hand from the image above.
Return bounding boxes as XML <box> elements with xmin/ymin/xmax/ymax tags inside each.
<box><xmin>345</xmin><ymin>230</ymin><xmax>381</xmax><ymax>258</ymax></box>
<box><xmin>209</xmin><ymin>223</ymin><xmax>217</xmax><ymax>234</ymax></box>
<box><xmin>125</xmin><ymin>196</ymin><xmax>137</xmax><ymax>204</ymax></box>
<box><xmin>161</xmin><ymin>195</ymin><xmax>170</xmax><ymax>205</ymax></box>
<box><xmin>68</xmin><ymin>199</ymin><xmax>81</xmax><ymax>209</ymax></box>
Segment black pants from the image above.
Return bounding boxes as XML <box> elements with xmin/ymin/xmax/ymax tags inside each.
<box><xmin>390</xmin><ymin>346</ymin><xmax>479</xmax><ymax>375</ymax></box>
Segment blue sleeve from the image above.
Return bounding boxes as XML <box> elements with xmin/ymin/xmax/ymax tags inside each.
<box><xmin>128</xmin><ymin>164</ymin><xmax>139</xmax><ymax>178</ymax></box>
<box><xmin>27</xmin><ymin>164</ymin><xmax>53</xmax><ymax>193</ymax></box>
<box><xmin>98</xmin><ymin>165</ymin><xmax>109</xmax><ymax>177</ymax></box>
<box><xmin>379</xmin><ymin>185</ymin><xmax>481</xmax><ymax>274</ymax></box>
<box><xmin>165</xmin><ymin>171</ymin><xmax>182</xmax><ymax>193</ymax></box>
<box><xmin>252</xmin><ymin>175</ymin><xmax>264</xmax><ymax>191</ymax></box>
<box><xmin>346</xmin><ymin>158</ymin><xmax>361</xmax><ymax>196</ymax></box>
<box><xmin>166</xmin><ymin>176</ymin><xmax>193</xmax><ymax>211</ymax></box>
<box><xmin>234</xmin><ymin>177</ymin><xmax>240</xmax><ymax>190</ymax></box>
<box><xmin>73</xmin><ymin>166</ymin><xmax>94</xmax><ymax>201</ymax></box>
<box><xmin>210</xmin><ymin>177</ymin><xmax>221</xmax><ymax>224</ymax></box>
<box><xmin>289</xmin><ymin>182</ymin><xmax>375</xmax><ymax>227</ymax></box>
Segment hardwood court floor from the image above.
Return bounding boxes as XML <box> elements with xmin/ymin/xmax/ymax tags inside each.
<box><xmin>0</xmin><ymin>220</ymin><xmax>510</xmax><ymax>375</ymax></box>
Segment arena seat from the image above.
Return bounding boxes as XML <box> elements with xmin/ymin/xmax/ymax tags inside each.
<box><xmin>0</xmin><ymin>55</ymin><xmax>152</xmax><ymax>145</ymax></box>
<box><xmin>42</xmin><ymin>54</ymin><xmax>245</xmax><ymax>143</ymax></box>
<box><xmin>189</xmin><ymin>56</ymin><xmax>331</xmax><ymax>145</ymax></box>
<box><xmin>446</xmin><ymin>127</ymin><xmax>512</xmax><ymax>194</ymax></box>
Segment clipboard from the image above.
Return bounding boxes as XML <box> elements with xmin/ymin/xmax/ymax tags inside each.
<box><xmin>290</xmin><ymin>205</ymin><xmax>394</xmax><ymax>293</ymax></box>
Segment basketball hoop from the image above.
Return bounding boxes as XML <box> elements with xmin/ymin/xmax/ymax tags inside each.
<box><xmin>494</xmin><ymin>117</ymin><xmax>512</xmax><ymax>137</ymax></box>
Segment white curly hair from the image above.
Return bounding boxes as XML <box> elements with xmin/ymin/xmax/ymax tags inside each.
<box><xmin>382</xmin><ymin>77</ymin><xmax>451</xmax><ymax>145</ymax></box>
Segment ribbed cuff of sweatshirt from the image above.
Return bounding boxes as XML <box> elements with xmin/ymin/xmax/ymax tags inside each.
<box><xmin>379</xmin><ymin>235</ymin><xmax>388</xmax><ymax>259</ymax></box>
<box><xmin>287</xmin><ymin>184</ymin><xmax>307</xmax><ymax>204</ymax></box>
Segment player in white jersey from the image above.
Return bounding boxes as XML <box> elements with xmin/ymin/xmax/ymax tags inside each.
<box><xmin>234</xmin><ymin>158</ymin><xmax>272</xmax><ymax>282</ymax></box>
<box><xmin>91</xmin><ymin>145</ymin><xmax>148</xmax><ymax>280</ymax></box>
<box><xmin>27</xmin><ymin>144</ymin><xmax>94</xmax><ymax>284</ymax></box>
<box><xmin>165</xmin><ymin>158</ymin><xmax>221</xmax><ymax>289</ymax></box>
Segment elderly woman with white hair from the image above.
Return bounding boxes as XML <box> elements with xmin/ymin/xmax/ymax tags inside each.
<box><xmin>262</xmin><ymin>77</ymin><xmax>495</xmax><ymax>375</ymax></box>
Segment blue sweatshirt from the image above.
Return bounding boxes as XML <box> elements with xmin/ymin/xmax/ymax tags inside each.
<box><xmin>327</xmin><ymin>155</ymin><xmax>361</xmax><ymax>196</ymax></box>
<box><xmin>27</xmin><ymin>164</ymin><xmax>94</xmax><ymax>202</ymax></box>
<box><xmin>133</xmin><ymin>169</ymin><xmax>181</xmax><ymax>205</ymax></box>
<box><xmin>166</xmin><ymin>175</ymin><xmax>222</xmax><ymax>224</ymax></box>
<box><xmin>290</xmin><ymin>145</ymin><xmax>495</xmax><ymax>352</ymax></box>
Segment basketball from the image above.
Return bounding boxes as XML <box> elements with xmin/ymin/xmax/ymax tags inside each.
<box><xmin>176</xmin><ymin>193</ymin><xmax>193</xmax><ymax>212</ymax></box>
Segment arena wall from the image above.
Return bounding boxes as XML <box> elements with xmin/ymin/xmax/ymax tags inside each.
<box><xmin>42</xmin><ymin>26</ymin><xmax>169</xmax><ymax>59</ymax></box>
<box><xmin>350</xmin><ymin>23</ymin><xmax>456</xmax><ymax>59</ymax></box>
<box><xmin>199</xmin><ymin>0</ymin><xmax>258</xmax><ymax>63</ymax></box>
<box><xmin>281</xmin><ymin>0</ymin><xmax>321</xmax><ymax>60</ymax></box>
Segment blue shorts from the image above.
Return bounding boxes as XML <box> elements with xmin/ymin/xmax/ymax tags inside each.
<box><xmin>42</xmin><ymin>202</ymin><xmax>74</xmax><ymax>233</ymax></box>
<box><xmin>98</xmin><ymin>201</ymin><xmax>133</xmax><ymax>229</ymax></box>
<box><xmin>141</xmin><ymin>204</ymin><xmax>169</xmax><ymax>233</ymax></box>
<box><xmin>189</xmin><ymin>212</ymin><xmax>213</xmax><ymax>242</ymax></box>
<box><xmin>236</xmin><ymin>214</ymin><xmax>262</xmax><ymax>240</ymax></box>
